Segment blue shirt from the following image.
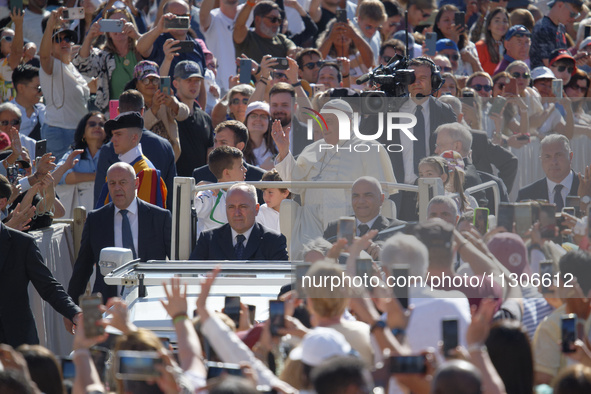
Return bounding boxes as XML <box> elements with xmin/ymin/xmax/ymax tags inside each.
<box><xmin>57</xmin><ymin>148</ymin><xmax>100</xmax><ymax>185</ymax></box>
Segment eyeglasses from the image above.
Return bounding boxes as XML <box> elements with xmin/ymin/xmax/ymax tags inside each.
<box><xmin>272</xmin><ymin>71</ymin><xmax>287</xmax><ymax>79</ymax></box>
<box><xmin>87</xmin><ymin>121</ymin><xmax>105</xmax><ymax>128</ymax></box>
<box><xmin>567</xmin><ymin>84</ymin><xmax>588</xmax><ymax>93</ymax></box>
<box><xmin>1</xmin><ymin>35</ymin><xmax>13</xmax><ymax>42</ymax></box>
<box><xmin>27</xmin><ymin>84</ymin><xmax>42</xmax><ymax>92</ymax></box>
<box><xmin>0</xmin><ymin>119</ymin><xmax>20</xmax><ymax>126</ymax></box>
<box><xmin>140</xmin><ymin>77</ymin><xmax>160</xmax><ymax>86</ymax></box>
<box><xmin>54</xmin><ymin>35</ymin><xmax>72</xmax><ymax>43</ymax></box>
<box><xmin>511</xmin><ymin>71</ymin><xmax>530</xmax><ymax>79</ymax></box>
<box><xmin>248</xmin><ymin>113</ymin><xmax>269</xmax><ymax>120</ymax></box>
<box><xmin>569</xmin><ymin>11</ymin><xmax>580</xmax><ymax>18</ymax></box>
<box><xmin>207</xmin><ymin>62</ymin><xmax>218</xmax><ymax>70</ymax></box>
<box><xmin>441</xmin><ymin>66</ymin><xmax>452</xmax><ymax>73</ymax></box>
<box><xmin>552</xmin><ymin>65</ymin><xmax>574</xmax><ymax>74</ymax></box>
<box><xmin>231</xmin><ymin>98</ymin><xmax>249</xmax><ymax>105</ymax></box>
<box><xmin>470</xmin><ymin>84</ymin><xmax>492</xmax><ymax>92</ymax></box>
<box><xmin>264</xmin><ymin>16</ymin><xmax>283</xmax><ymax>24</ymax></box>
<box><xmin>303</xmin><ymin>61</ymin><xmax>323</xmax><ymax>70</ymax></box>
<box><xmin>443</xmin><ymin>53</ymin><xmax>459</xmax><ymax>62</ymax></box>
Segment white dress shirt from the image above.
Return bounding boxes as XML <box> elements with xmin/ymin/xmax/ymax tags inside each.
<box><xmin>546</xmin><ymin>171</ymin><xmax>573</xmax><ymax>206</ymax></box>
<box><xmin>118</xmin><ymin>144</ymin><xmax>143</xmax><ymax>164</ymax></box>
<box><xmin>114</xmin><ymin>197</ymin><xmax>139</xmax><ymax>256</ymax></box>
<box><xmin>399</xmin><ymin>97</ymin><xmax>432</xmax><ymax>184</ymax></box>
<box><xmin>231</xmin><ymin>224</ymin><xmax>255</xmax><ymax>247</ymax></box>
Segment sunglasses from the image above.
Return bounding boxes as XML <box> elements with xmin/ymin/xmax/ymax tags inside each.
<box><xmin>567</xmin><ymin>84</ymin><xmax>588</xmax><ymax>93</ymax></box>
<box><xmin>382</xmin><ymin>56</ymin><xmax>393</xmax><ymax>63</ymax></box>
<box><xmin>264</xmin><ymin>16</ymin><xmax>283</xmax><ymax>24</ymax></box>
<box><xmin>140</xmin><ymin>77</ymin><xmax>160</xmax><ymax>86</ymax></box>
<box><xmin>54</xmin><ymin>35</ymin><xmax>73</xmax><ymax>43</ymax></box>
<box><xmin>552</xmin><ymin>65</ymin><xmax>574</xmax><ymax>74</ymax></box>
<box><xmin>272</xmin><ymin>71</ymin><xmax>287</xmax><ymax>79</ymax></box>
<box><xmin>1</xmin><ymin>35</ymin><xmax>13</xmax><ymax>42</ymax></box>
<box><xmin>0</xmin><ymin>119</ymin><xmax>20</xmax><ymax>126</ymax></box>
<box><xmin>27</xmin><ymin>84</ymin><xmax>42</xmax><ymax>92</ymax></box>
<box><xmin>231</xmin><ymin>98</ymin><xmax>249</xmax><ymax>105</ymax></box>
<box><xmin>303</xmin><ymin>61</ymin><xmax>323</xmax><ymax>70</ymax></box>
<box><xmin>441</xmin><ymin>66</ymin><xmax>452</xmax><ymax>73</ymax></box>
<box><xmin>87</xmin><ymin>121</ymin><xmax>105</xmax><ymax>128</ymax></box>
<box><xmin>511</xmin><ymin>71</ymin><xmax>530</xmax><ymax>79</ymax></box>
<box><xmin>569</xmin><ymin>11</ymin><xmax>580</xmax><ymax>18</ymax></box>
<box><xmin>470</xmin><ymin>84</ymin><xmax>492</xmax><ymax>92</ymax></box>
<box><xmin>443</xmin><ymin>53</ymin><xmax>459</xmax><ymax>61</ymax></box>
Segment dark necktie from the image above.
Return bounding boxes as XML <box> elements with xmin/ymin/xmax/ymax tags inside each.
<box><xmin>554</xmin><ymin>184</ymin><xmax>564</xmax><ymax>211</ymax></box>
<box><xmin>235</xmin><ymin>234</ymin><xmax>246</xmax><ymax>260</ymax></box>
<box><xmin>120</xmin><ymin>209</ymin><xmax>136</xmax><ymax>259</ymax></box>
<box><xmin>358</xmin><ymin>224</ymin><xmax>370</xmax><ymax>236</ymax></box>
<box><xmin>413</xmin><ymin>104</ymin><xmax>426</xmax><ymax>174</ymax></box>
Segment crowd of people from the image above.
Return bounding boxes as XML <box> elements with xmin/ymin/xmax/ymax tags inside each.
<box><xmin>2</xmin><ymin>0</ymin><xmax>591</xmax><ymax>392</ymax></box>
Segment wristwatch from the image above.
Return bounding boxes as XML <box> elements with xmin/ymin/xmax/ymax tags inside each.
<box><xmin>370</xmin><ymin>320</ymin><xmax>387</xmax><ymax>333</ymax></box>
<box><xmin>581</xmin><ymin>196</ymin><xmax>591</xmax><ymax>205</ymax></box>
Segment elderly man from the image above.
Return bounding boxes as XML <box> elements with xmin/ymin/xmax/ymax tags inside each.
<box><xmin>68</xmin><ymin>162</ymin><xmax>171</xmax><ymax>309</ymax></box>
<box><xmin>427</xmin><ymin>195</ymin><xmax>459</xmax><ymax>225</ymax></box>
<box><xmin>494</xmin><ymin>25</ymin><xmax>531</xmax><ymax>74</ymax></box>
<box><xmin>190</xmin><ymin>182</ymin><xmax>288</xmax><ymax>260</ymax></box>
<box><xmin>517</xmin><ymin>134</ymin><xmax>579</xmax><ymax>209</ymax></box>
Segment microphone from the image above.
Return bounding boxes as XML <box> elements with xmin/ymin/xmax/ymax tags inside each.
<box><xmin>356</xmin><ymin>73</ymin><xmax>372</xmax><ymax>85</ymax></box>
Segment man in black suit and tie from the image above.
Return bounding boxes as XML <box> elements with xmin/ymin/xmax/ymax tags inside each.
<box><xmin>517</xmin><ymin>134</ymin><xmax>579</xmax><ymax>206</ymax></box>
<box><xmin>190</xmin><ymin>183</ymin><xmax>288</xmax><ymax>260</ymax></box>
<box><xmin>68</xmin><ymin>162</ymin><xmax>171</xmax><ymax>314</ymax></box>
<box><xmin>323</xmin><ymin>176</ymin><xmax>405</xmax><ymax>259</ymax></box>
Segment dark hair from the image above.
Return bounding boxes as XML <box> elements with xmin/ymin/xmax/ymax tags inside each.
<box><xmin>269</xmin><ymin>82</ymin><xmax>296</xmax><ymax>99</ymax></box>
<box><xmin>565</xmin><ymin>69</ymin><xmax>590</xmax><ymax>111</ymax></box>
<box><xmin>253</xmin><ymin>0</ymin><xmax>280</xmax><ymax>18</ymax></box>
<box><xmin>119</xmin><ymin>89</ymin><xmax>145</xmax><ymax>112</ymax></box>
<box><xmin>485</xmin><ymin>320</ymin><xmax>534</xmax><ymax>394</ymax></box>
<box><xmin>484</xmin><ymin>7</ymin><xmax>509</xmax><ymax>64</ymax></box>
<box><xmin>311</xmin><ymin>356</ymin><xmax>367</xmax><ymax>394</ymax></box>
<box><xmin>296</xmin><ymin>48</ymin><xmax>323</xmax><ymax>69</ymax></box>
<box><xmin>559</xmin><ymin>250</ymin><xmax>591</xmax><ymax>294</ymax></box>
<box><xmin>16</xmin><ymin>345</ymin><xmax>65</xmax><ymax>394</ymax></box>
<box><xmin>318</xmin><ymin>62</ymin><xmax>342</xmax><ymax>82</ymax></box>
<box><xmin>123</xmin><ymin>78</ymin><xmax>139</xmax><ymax>93</ymax></box>
<box><xmin>261</xmin><ymin>169</ymin><xmax>291</xmax><ymax>198</ymax></box>
<box><xmin>215</xmin><ymin>120</ymin><xmax>249</xmax><ymax>148</ymax></box>
<box><xmin>553</xmin><ymin>365</ymin><xmax>591</xmax><ymax>394</ymax></box>
<box><xmin>12</xmin><ymin>64</ymin><xmax>39</xmax><ymax>89</ymax></box>
<box><xmin>0</xmin><ymin>174</ymin><xmax>11</xmax><ymax>200</ymax></box>
<box><xmin>434</xmin><ymin>4</ymin><xmax>467</xmax><ymax>50</ymax></box>
<box><xmin>382</xmin><ymin>0</ymin><xmax>403</xmax><ymax>18</ymax></box>
<box><xmin>72</xmin><ymin>111</ymin><xmax>107</xmax><ymax>160</ymax></box>
<box><xmin>380</xmin><ymin>38</ymin><xmax>405</xmax><ymax>57</ymax></box>
<box><xmin>0</xmin><ymin>370</ymin><xmax>36</xmax><ymax>394</ymax></box>
<box><xmin>208</xmin><ymin>146</ymin><xmax>244</xmax><ymax>179</ymax></box>
<box><xmin>243</xmin><ymin>111</ymin><xmax>277</xmax><ymax>166</ymax></box>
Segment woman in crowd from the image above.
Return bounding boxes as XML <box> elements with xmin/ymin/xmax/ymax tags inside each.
<box><xmin>564</xmin><ymin>69</ymin><xmax>591</xmax><ymax>128</ymax></box>
<box><xmin>492</xmin><ymin>71</ymin><xmax>511</xmax><ymax>97</ymax></box>
<box><xmin>16</xmin><ymin>344</ymin><xmax>65</xmax><ymax>394</ymax></box>
<box><xmin>0</xmin><ymin>10</ymin><xmax>25</xmax><ymax>102</ymax></box>
<box><xmin>243</xmin><ymin>101</ymin><xmax>277</xmax><ymax>170</ymax></box>
<box><xmin>211</xmin><ymin>84</ymin><xmax>255</xmax><ymax>128</ymax></box>
<box><xmin>436</xmin><ymin>72</ymin><xmax>459</xmax><ymax>97</ymax></box>
<box><xmin>39</xmin><ymin>8</ymin><xmax>90</xmax><ymax>159</ymax></box>
<box><xmin>73</xmin><ymin>7</ymin><xmax>141</xmax><ymax>114</ymax></box>
<box><xmin>56</xmin><ymin>112</ymin><xmax>107</xmax><ymax>185</ymax></box>
<box><xmin>475</xmin><ymin>7</ymin><xmax>510</xmax><ymax>76</ymax></box>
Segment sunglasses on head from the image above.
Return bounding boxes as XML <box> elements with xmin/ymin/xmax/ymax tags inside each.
<box><xmin>0</xmin><ymin>119</ymin><xmax>20</xmax><ymax>127</ymax></box>
<box><xmin>553</xmin><ymin>65</ymin><xmax>574</xmax><ymax>74</ymax></box>
<box><xmin>511</xmin><ymin>71</ymin><xmax>530</xmax><ymax>79</ymax></box>
<box><xmin>264</xmin><ymin>16</ymin><xmax>283</xmax><ymax>24</ymax></box>
<box><xmin>87</xmin><ymin>121</ymin><xmax>105</xmax><ymax>128</ymax></box>
<box><xmin>443</xmin><ymin>53</ymin><xmax>460</xmax><ymax>62</ymax></box>
<box><xmin>303</xmin><ymin>61</ymin><xmax>323</xmax><ymax>70</ymax></box>
<box><xmin>55</xmin><ymin>35</ymin><xmax>72</xmax><ymax>43</ymax></box>
<box><xmin>231</xmin><ymin>98</ymin><xmax>249</xmax><ymax>105</ymax></box>
<box><xmin>470</xmin><ymin>84</ymin><xmax>492</xmax><ymax>92</ymax></box>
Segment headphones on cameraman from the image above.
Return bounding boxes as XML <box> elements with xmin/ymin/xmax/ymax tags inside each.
<box><xmin>413</xmin><ymin>57</ymin><xmax>444</xmax><ymax>93</ymax></box>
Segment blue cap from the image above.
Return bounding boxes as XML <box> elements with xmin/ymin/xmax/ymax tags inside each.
<box><xmin>548</xmin><ymin>0</ymin><xmax>583</xmax><ymax>10</ymax></box>
<box><xmin>436</xmin><ymin>38</ymin><xmax>459</xmax><ymax>53</ymax></box>
<box><xmin>505</xmin><ymin>25</ymin><xmax>531</xmax><ymax>41</ymax></box>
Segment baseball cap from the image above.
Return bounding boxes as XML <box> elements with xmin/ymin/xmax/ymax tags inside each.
<box><xmin>549</xmin><ymin>49</ymin><xmax>575</xmax><ymax>66</ymax></box>
<box><xmin>487</xmin><ymin>232</ymin><xmax>532</xmax><ymax>275</ymax></box>
<box><xmin>530</xmin><ymin>66</ymin><xmax>555</xmax><ymax>81</ymax></box>
<box><xmin>104</xmin><ymin>111</ymin><xmax>144</xmax><ymax>134</ymax></box>
<box><xmin>440</xmin><ymin>150</ymin><xmax>465</xmax><ymax>173</ymax></box>
<box><xmin>322</xmin><ymin>99</ymin><xmax>354</xmax><ymax>117</ymax></box>
<box><xmin>436</xmin><ymin>38</ymin><xmax>459</xmax><ymax>53</ymax></box>
<box><xmin>289</xmin><ymin>327</ymin><xmax>353</xmax><ymax>367</ymax></box>
<box><xmin>245</xmin><ymin>101</ymin><xmax>270</xmax><ymax>119</ymax></box>
<box><xmin>505</xmin><ymin>25</ymin><xmax>531</xmax><ymax>41</ymax></box>
<box><xmin>548</xmin><ymin>0</ymin><xmax>583</xmax><ymax>11</ymax></box>
<box><xmin>134</xmin><ymin>60</ymin><xmax>160</xmax><ymax>80</ymax></box>
<box><xmin>174</xmin><ymin>60</ymin><xmax>203</xmax><ymax>80</ymax></box>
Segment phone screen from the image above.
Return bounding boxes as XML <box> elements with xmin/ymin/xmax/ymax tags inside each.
<box><xmin>391</xmin><ymin>265</ymin><xmax>409</xmax><ymax>309</ymax></box>
<box><xmin>35</xmin><ymin>139</ymin><xmax>47</xmax><ymax>159</ymax></box>
<box><xmin>336</xmin><ymin>9</ymin><xmax>347</xmax><ymax>23</ymax></box>
<box><xmin>442</xmin><ymin>319</ymin><xmax>458</xmax><ymax>357</ymax></box>
<box><xmin>224</xmin><ymin>296</ymin><xmax>241</xmax><ymax>328</ymax></box>
<box><xmin>160</xmin><ymin>76</ymin><xmax>171</xmax><ymax>95</ymax></box>
<box><xmin>514</xmin><ymin>203</ymin><xmax>532</xmax><ymax>237</ymax></box>
<box><xmin>561</xmin><ymin>314</ymin><xmax>576</xmax><ymax>353</ymax></box>
<box><xmin>337</xmin><ymin>217</ymin><xmax>356</xmax><ymax>244</ymax></box>
<box><xmin>116</xmin><ymin>351</ymin><xmax>162</xmax><ymax>380</ymax></box>
<box><xmin>473</xmin><ymin>207</ymin><xmax>489</xmax><ymax>235</ymax></box>
<box><xmin>269</xmin><ymin>300</ymin><xmax>285</xmax><ymax>336</ymax></box>
<box><xmin>540</xmin><ymin>261</ymin><xmax>553</xmax><ymax>294</ymax></box>
<box><xmin>389</xmin><ymin>355</ymin><xmax>427</xmax><ymax>374</ymax></box>
<box><xmin>552</xmin><ymin>79</ymin><xmax>563</xmax><ymax>99</ymax></box>
<box><xmin>239</xmin><ymin>59</ymin><xmax>252</xmax><ymax>85</ymax></box>
<box><xmin>80</xmin><ymin>293</ymin><xmax>104</xmax><ymax>338</ymax></box>
<box><xmin>586</xmin><ymin>25</ymin><xmax>591</xmax><ymax>37</ymax></box>
<box><xmin>454</xmin><ymin>12</ymin><xmax>465</xmax><ymax>28</ymax></box>
<box><xmin>247</xmin><ymin>304</ymin><xmax>256</xmax><ymax>325</ymax></box>
<box><xmin>61</xmin><ymin>357</ymin><xmax>76</xmax><ymax>380</ymax></box>
<box><xmin>206</xmin><ymin>362</ymin><xmax>243</xmax><ymax>380</ymax></box>
<box><xmin>540</xmin><ymin>204</ymin><xmax>557</xmax><ymax>239</ymax></box>
<box><xmin>497</xmin><ymin>203</ymin><xmax>514</xmax><ymax>232</ymax></box>
<box><xmin>426</xmin><ymin>32</ymin><xmax>437</xmax><ymax>56</ymax></box>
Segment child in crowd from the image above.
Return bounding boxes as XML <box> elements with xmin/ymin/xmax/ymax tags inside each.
<box><xmin>256</xmin><ymin>169</ymin><xmax>291</xmax><ymax>232</ymax></box>
<box><xmin>194</xmin><ymin>146</ymin><xmax>246</xmax><ymax>236</ymax></box>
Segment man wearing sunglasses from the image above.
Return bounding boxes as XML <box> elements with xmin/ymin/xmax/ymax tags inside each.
<box><xmin>494</xmin><ymin>25</ymin><xmax>531</xmax><ymax>75</ymax></box>
<box><xmin>233</xmin><ymin>0</ymin><xmax>296</xmax><ymax>63</ymax></box>
<box><xmin>466</xmin><ymin>72</ymin><xmax>493</xmax><ymax>98</ymax></box>
<box><xmin>529</xmin><ymin>0</ymin><xmax>582</xmax><ymax>69</ymax></box>
<box><xmin>436</xmin><ymin>39</ymin><xmax>460</xmax><ymax>75</ymax></box>
<box><xmin>548</xmin><ymin>48</ymin><xmax>576</xmax><ymax>86</ymax></box>
<box><xmin>296</xmin><ymin>48</ymin><xmax>324</xmax><ymax>85</ymax></box>
<box><xmin>11</xmin><ymin>65</ymin><xmax>45</xmax><ymax>141</ymax></box>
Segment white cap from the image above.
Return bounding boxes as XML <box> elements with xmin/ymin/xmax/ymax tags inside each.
<box><xmin>245</xmin><ymin>101</ymin><xmax>270</xmax><ymax>119</ymax></box>
<box><xmin>322</xmin><ymin>99</ymin><xmax>354</xmax><ymax>117</ymax></box>
<box><xmin>289</xmin><ymin>327</ymin><xmax>352</xmax><ymax>367</ymax></box>
<box><xmin>580</xmin><ymin>37</ymin><xmax>591</xmax><ymax>51</ymax></box>
<box><xmin>530</xmin><ymin>66</ymin><xmax>555</xmax><ymax>81</ymax></box>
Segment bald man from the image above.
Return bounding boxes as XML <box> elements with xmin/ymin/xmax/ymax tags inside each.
<box><xmin>67</xmin><ymin>162</ymin><xmax>171</xmax><ymax>308</ymax></box>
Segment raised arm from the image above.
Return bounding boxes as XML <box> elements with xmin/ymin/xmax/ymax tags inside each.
<box><xmin>136</xmin><ymin>13</ymin><xmax>172</xmax><ymax>58</ymax></box>
<box><xmin>78</xmin><ymin>18</ymin><xmax>103</xmax><ymax>59</ymax></box>
<box><xmin>7</xmin><ymin>9</ymin><xmax>24</xmax><ymax>71</ymax></box>
<box><xmin>40</xmin><ymin>8</ymin><xmax>64</xmax><ymax>75</ymax></box>
<box><xmin>233</xmin><ymin>0</ymin><xmax>255</xmax><ymax>45</ymax></box>
<box><xmin>199</xmin><ymin>0</ymin><xmax>216</xmax><ymax>33</ymax></box>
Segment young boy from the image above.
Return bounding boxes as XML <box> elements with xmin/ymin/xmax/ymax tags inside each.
<box><xmin>195</xmin><ymin>146</ymin><xmax>246</xmax><ymax>236</ymax></box>
<box><xmin>256</xmin><ymin>169</ymin><xmax>291</xmax><ymax>232</ymax></box>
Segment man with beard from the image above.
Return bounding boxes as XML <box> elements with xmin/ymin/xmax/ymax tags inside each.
<box><xmin>233</xmin><ymin>0</ymin><xmax>297</xmax><ymax>63</ymax></box>
<box><xmin>269</xmin><ymin>83</ymin><xmax>309</xmax><ymax>156</ymax></box>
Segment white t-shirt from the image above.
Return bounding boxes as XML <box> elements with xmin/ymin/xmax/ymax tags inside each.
<box><xmin>256</xmin><ymin>203</ymin><xmax>280</xmax><ymax>232</ymax></box>
<box><xmin>40</xmin><ymin>58</ymin><xmax>89</xmax><ymax>129</ymax></box>
<box><xmin>194</xmin><ymin>189</ymin><xmax>227</xmax><ymax>237</ymax></box>
<box><xmin>22</xmin><ymin>10</ymin><xmax>50</xmax><ymax>50</ymax></box>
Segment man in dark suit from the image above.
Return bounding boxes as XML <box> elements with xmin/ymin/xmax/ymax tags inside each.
<box><xmin>190</xmin><ymin>183</ymin><xmax>288</xmax><ymax>260</ymax></box>
<box><xmin>517</xmin><ymin>134</ymin><xmax>579</xmax><ymax>205</ymax></box>
<box><xmin>69</xmin><ymin>162</ymin><xmax>171</xmax><ymax>309</ymax></box>
<box><xmin>323</xmin><ymin>176</ymin><xmax>405</xmax><ymax>258</ymax></box>
<box><xmin>94</xmin><ymin>90</ymin><xmax>176</xmax><ymax>210</ymax></box>
<box><xmin>0</xmin><ymin>220</ymin><xmax>81</xmax><ymax>347</ymax></box>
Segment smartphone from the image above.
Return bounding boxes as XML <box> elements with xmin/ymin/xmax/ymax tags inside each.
<box><xmin>426</xmin><ymin>32</ymin><xmax>437</xmax><ymax>56</ymax></box>
<box><xmin>35</xmin><ymin>139</ymin><xmax>47</xmax><ymax>159</ymax></box>
<box><xmin>336</xmin><ymin>9</ymin><xmax>347</xmax><ymax>23</ymax></box>
<box><xmin>561</xmin><ymin>314</ymin><xmax>577</xmax><ymax>353</ymax></box>
<box><xmin>563</xmin><ymin>207</ymin><xmax>576</xmax><ymax>216</ymax></box>
<box><xmin>295</xmin><ymin>262</ymin><xmax>311</xmax><ymax>298</ymax></box>
<box><xmin>175</xmin><ymin>40</ymin><xmax>194</xmax><ymax>53</ymax></box>
<box><xmin>462</xmin><ymin>90</ymin><xmax>475</xmax><ymax>107</ymax></box>
<box><xmin>389</xmin><ymin>355</ymin><xmax>427</xmax><ymax>374</ymax></box>
<box><xmin>61</xmin><ymin>357</ymin><xmax>76</xmax><ymax>380</ymax></box>
<box><xmin>473</xmin><ymin>207</ymin><xmax>489</xmax><ymax>235</ymax></box>
<box><xmin>99</xmin><ymin>19</ymin><xmax>124</xmax><ymax>33</ymax></box>
<box><xmin>540</xmin><ymin>260</ymin><xmax>553</xmax><ymax>294</ymax></box>
<box><xmin>540</xmin><ymin>203</ymin><xmax>557</xmax><ymax>239</ymax></box>
<box><xmin>6</xmin><ymin>166</ymin><xmax>18</xmax><ymax>184</ymax></box>
<box><xmin>206</xmin><ymin>361</ymin><xmax>243</xmax><ymax>380</ymax></box>
<box><xmin>80</xmin><ymin>293</ymin><xmax>104</xmax><ymax>338</ymax></box>
<box><xmin>158</xmin><ymin>336</ymin><xmax>171</xmax><ymax>350</ymax></box>
<box><xmin>160</xmin><ymin>76</ymin><xmax>171</xmax><ymax>95</ymax></box>
<box><xmin>273</xmin><ymin>57</ymin><xmax>289</xmax><ymax>70</ymax></box>
<box><xmin>586</xmin><ymin>25</ymin><xmax>591</xmax><ymax>38</ymax></box>
<box><xmin>269</xmin><ymin>300</ymin><xmax>285</xmax><ymax>336</ymax></box>
<box><xmin>505</xmin><ymin>78</ymin><xmax>518</xmax><ymax>95</ymax></box>
<box><xmin>63</xmin><ymin>7</ymin><xmax>85</xmax><ymax>19</ymax></box>
<box><xmin>247</xmin><ymin>304</ymin><xmax>256</xmax><ymax>325</ymax></box>
<box><xmin>556</xmin><ymin>212</ymin><xmax>569</xmax><ymax>237</ymax></box>
<box><xmin>10</xmin><ymin>0</ymin><xmax>23</xmax><ymax>13</ymax></box>
<box><xmin>164</xmin><ymin>16</ymin><xmax>190</xmax><ymax>30</ymax></box>
<box><xmin>224</xmin><ymin>296</ymin><xmax>241</xmax><ymax>328</ymax></box>
<box><xmin>116</xmin><ymin>350</ymin><xmax>163</xmax><ymax>380</ymax></box>
<box><xmin>337</xmin><ymin>217</ymin><xmax>356</xmax><ymax>244</ymax></box>
<box><xmin>566</xmin><ymin>196</ymin><xmax>581</xmax><ymax>217</ymax></box>
<box><xmin>552</xmin><ymin>79</ymin><xmax>563</xmax><ymax>99</ymax></box>
<box><xmin>442</xmin><ymin>318</ymin><xmax>459</xmax><ymax>358</ymax></box>
<box><xmin>391</xmin><ymin>264</ymin><xmax>409</xmax><ymax>309</ymax></box>
<box><xmin>109</xmin><ymin>100</ymin><xmax>120</xmax><ymax>120</ymax></box>
<box><xmin>454</xmin><ymin>12</ymin><xmax>465</xmax><ymax>29</ymax></box>
<box><xmin>514</xmin><ymin>203</ymin><xmax>532</xmax><ymax>237</ymax></box>
<box><xmin>310</xmin><ymin>83</ymin><xmax>326</xmax><ymax>96</ymax></box>
<box><xmin>488</xmin><ymin>96</ymin><xmax>507</xmax><ymax>116</ymax></box>
<box><xmin>355</xmin><ymin>258</ymin><xmax>374</xmax><ymax>289</ymax></box>
<box><xmin>239</xmin><ymin>59</ymin><xmax>252</xmax><ymax>85</ymax></box>
<box><xmin>496</xmin><ymin>203</ymin><xmax>514</xmax><ymax>232</ymax></box>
